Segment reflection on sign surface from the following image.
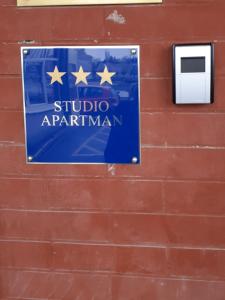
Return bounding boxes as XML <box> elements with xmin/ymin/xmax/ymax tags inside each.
<box><xmin>21</xmin><ymin>46</ymin><xmax>140</xmax><ymax>164</ymax></box>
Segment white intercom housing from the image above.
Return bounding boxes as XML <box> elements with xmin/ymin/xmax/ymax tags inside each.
<box><xmin>173</xmin><ymin>43</ymin><xmax>214</xmax><ymax>104</ymax></box>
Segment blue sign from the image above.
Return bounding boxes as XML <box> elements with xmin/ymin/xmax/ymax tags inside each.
<box><xmin>21</xmin><ymin>46</ymin><xmax>140</xmax><ymax>164</ymax></box>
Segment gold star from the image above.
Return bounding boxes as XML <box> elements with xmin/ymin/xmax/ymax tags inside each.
<box><xmin>47</xmin><ymin>66</ymin><xmax>66</xmax><ymax>85</ymax></box>
<box><xmin>97</xmin><ymin>65</ymin><xmax>116</xmax><ymax>85</ymax></box>
<box><xmin>71</xmin><ymin>66</ymin><xmax>91</xmax><ymax>85</ymax></box>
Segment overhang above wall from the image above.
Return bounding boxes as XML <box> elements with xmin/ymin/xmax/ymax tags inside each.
<box><xmin>17</xmin><ymin>0</ymin><xmax>162</xmax><ymax>6</ymax></box>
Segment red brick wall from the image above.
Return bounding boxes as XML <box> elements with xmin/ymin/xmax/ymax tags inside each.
<box><xmin>1</xmin><ymin>0</ymin><xmax>225</xmax><ymax>299</ymax></box>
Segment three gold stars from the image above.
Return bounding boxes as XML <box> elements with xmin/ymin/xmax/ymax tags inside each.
<box><xmin>47</xmin><ymin>65</ymin><xmax>116</xmax><ymax>85</ymax></box>
<box><xmin>47</xmin><ymin>66</ymin><xmax>66</xmax><ymax>85</ymax></box>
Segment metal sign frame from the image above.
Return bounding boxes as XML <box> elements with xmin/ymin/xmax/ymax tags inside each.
<box><xmin>21</xmin><ymin>45</ymin><xmax>141</xmax><ymax>164</ymax></box>
<box><xmin>17</xmin><ymin>0</ymin><xmax>162</xmax><ymax>6</ymax></box>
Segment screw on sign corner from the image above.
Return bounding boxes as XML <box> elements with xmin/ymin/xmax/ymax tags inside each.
<box><xmin>132</xmin><ymin>157</ymin><xmax>138</xmax><ymax>164</ymax></box>
<box><xmin>131</xmin><ymin>49</ymin><xmax>137</xmax><ymax>55</ymax></box>
<box><xmin>23</xmin><ymin>49</ymin><xmax>29</xmax><ymax>55</ymax></box>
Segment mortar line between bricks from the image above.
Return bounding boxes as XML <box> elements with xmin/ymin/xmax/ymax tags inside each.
<box><xmin>0</xmin><ymin>208</ymin><xmax>225</xmax><ymax>218</ymax></box>
<box><xmin>142</xmin><ymin>111</ymin><xmax>225</xmax><ymax>115</ymax></box>
<box><xmin>0</xmin><ymin>74</ymin><xmax>21</xmax><ymax>78</ymax></box>
<box><xmin>1</xmin><ymin>175</ymin><xmax>225</xmax><ymax>183</ymax></box>
<box><xmin>7</xmin><ymin>297</ymin><xmax>47</xmax><ymax>300</ymax></box>
<box><xmin>142</xmin><ymin>144</ymin><xmax>225</xmax><ymax>150</ymax></box>
<box><xmin>1</xmin><ymin>238</ymin><xmax>225</xmax><ymax>251</ymax></box>
<box><xmin>0</xmin><ymin>266</ymin><xmax>225</xmax><ymax>283</ymax></box>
